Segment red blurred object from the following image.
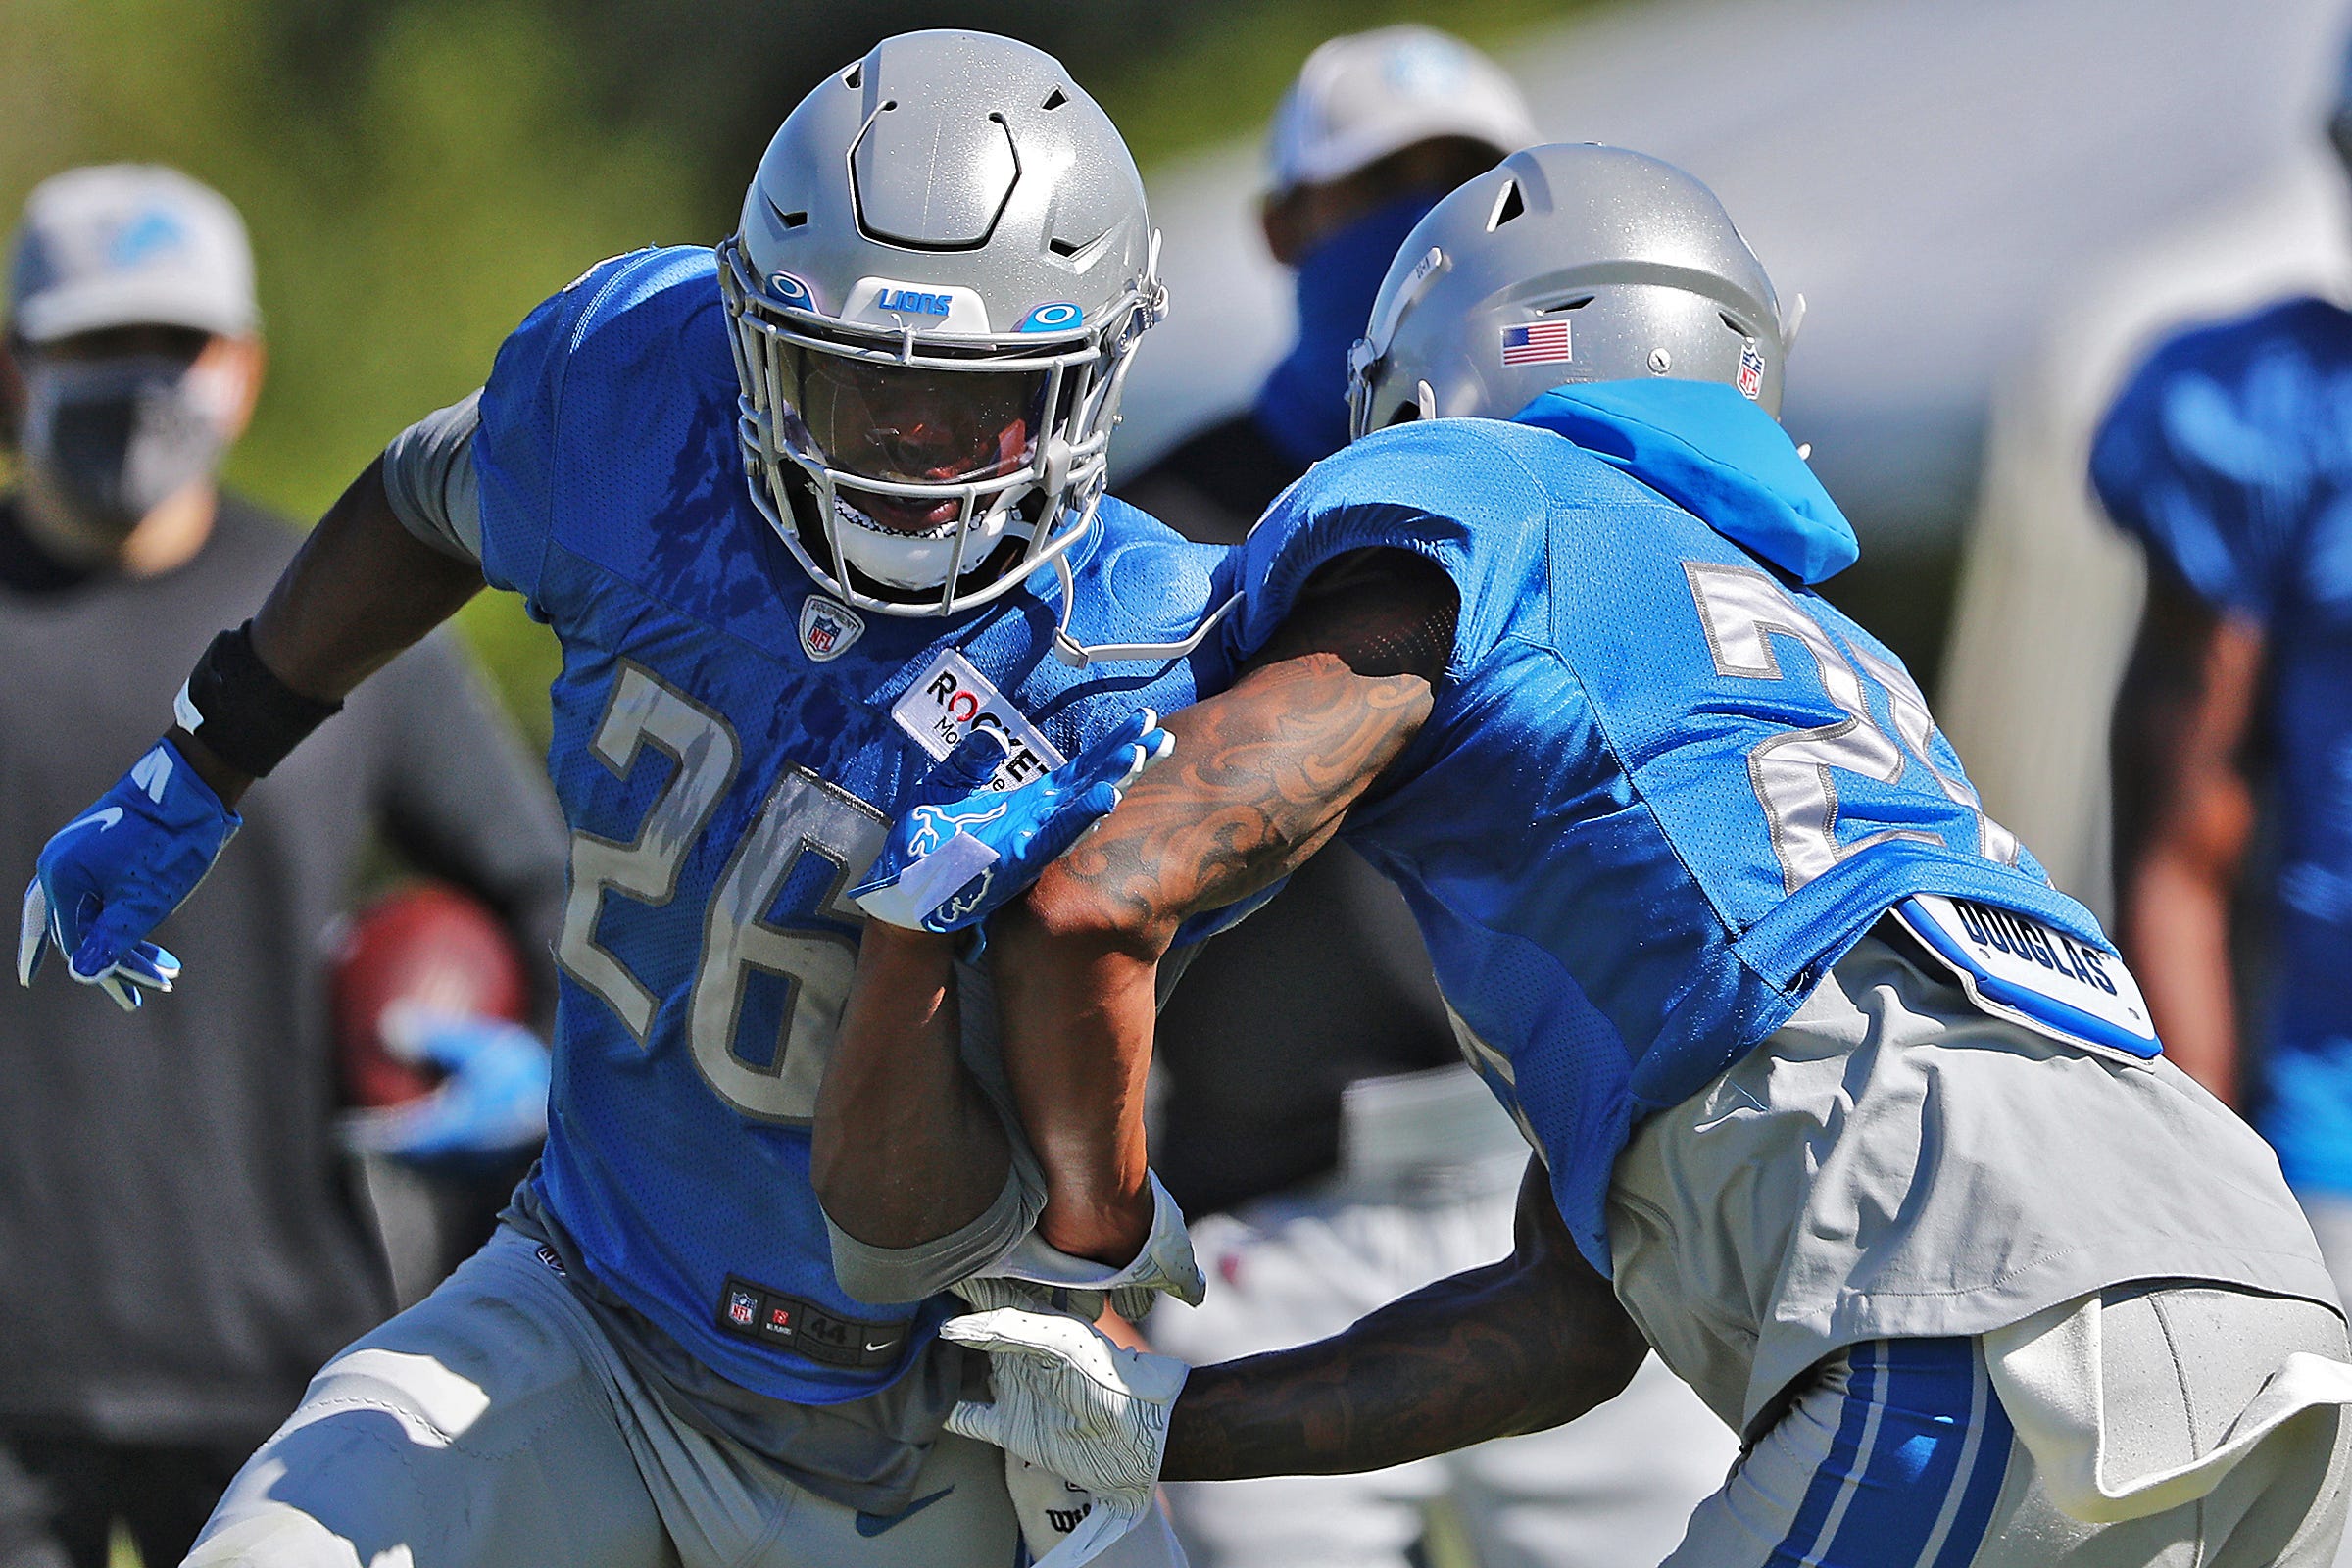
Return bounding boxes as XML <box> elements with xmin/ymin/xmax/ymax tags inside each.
<box><xmin>330</xmin><ymin>883</ymin><xmax>528</xmax><ymax>1108</ymax></box>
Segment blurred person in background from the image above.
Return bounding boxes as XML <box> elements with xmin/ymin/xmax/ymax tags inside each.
<box><xmin>1119</xmin><ymin>29</ymin><xmax>1738</xmax><ymax>1568</ymax></box>
<box><xmin>19</xmin><ymin>36</ymin><xmax>1221</xmax><ymax>1566</ymax></box>
<box><xmin>2092</xmin><ymin>38</ymin><xmax>2352</xmax><ymax>1314</ymax></box>
<box><xmin>0</xmin><ymin>164</ymin><xmax>564</xmax><ymax>1568</ymax></box>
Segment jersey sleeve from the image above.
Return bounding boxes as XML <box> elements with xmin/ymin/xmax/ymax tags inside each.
<box><xmin>468</xmin><ymin>256</ymin><xmax>643</xmax><ymax>604</ymax></box>
<box><xmin>380</xmin><ymin>390</ymin><xmax>483</xmax><ymax>563</ymax></box>
<box><xmin>1226</xmin><ymin>422</ymin><xmax>1526</xmax><ymax>679</ymax></box>
<box><xmin>2089</xmin><ymin>331</ymin><xmax>2297</xmax><ymax>623</ymax></box>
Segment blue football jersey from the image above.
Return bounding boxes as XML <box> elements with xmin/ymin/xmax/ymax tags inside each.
<box><xmin>2092</xmin><ymin>297</ymin><xmax>2352</xmax><ymax>1194</ymax></box>
<box><xmin>1229</xmin><ymin>380</ymin><xmax>2109</xmax><ymax>1270</ymax></box>
<box><xmin>471</xmin><ymin>245</ymin><xmax>1236</xmax><ymax>1402</ymax></box>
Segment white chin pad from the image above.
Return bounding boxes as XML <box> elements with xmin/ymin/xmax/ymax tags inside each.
<box><xmin>834</xmin><ymin>498</ymin><xmax>1017</xmax><ymax>591</ymax></box>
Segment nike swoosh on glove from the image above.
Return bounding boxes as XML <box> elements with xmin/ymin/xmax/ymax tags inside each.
<box><xmin>18</xmin><ymin>738</ymin><xmax>238</xmax><ymax>1011</ymax></box>
<box><xmin>851</xmin><ymin>710</ymin><xmax>1172</xmax><ymax>935</ymax></box>
<box><xmin>339</xmin><ymin>1001</ymin><xmax>551</xmax><ymax>1169</ymax></box>
<box><xmin>943</xmin><ymin>1303</ymin><xmax>1188</xmax><ymax>1568</ymax></box>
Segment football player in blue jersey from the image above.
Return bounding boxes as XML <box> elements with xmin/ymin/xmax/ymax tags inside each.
<box><xmin>839</xmin><ymin>144</ymin><xmax>2352</xmax><ymax>1565</ymax></box>
<box><xmin>2093</xmin><ymin>39</ymin><xmax>2352</xmax><ymax>1324</ymax></box>
<box><xmin>14</xmin><ymin>30</ymin><xmax>1227</xmax><ymax>1568</ymax></box>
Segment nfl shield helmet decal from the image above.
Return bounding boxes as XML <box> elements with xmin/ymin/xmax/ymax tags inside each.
<box><xmin>799</xmin><ymin>596</ymin><xmax>865</xmax><ymax>662</ymax></box>
<box><xmin>1737</xmin><ymin>340</ymin><xmax>1766</xmax><ymax>401</ymax></box>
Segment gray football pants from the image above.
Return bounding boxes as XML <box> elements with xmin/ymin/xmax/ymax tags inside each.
<box><xmin>182</xmin><ymin>1227</ymin><xmax>1176</xmax><ymax>1567</ymax></box>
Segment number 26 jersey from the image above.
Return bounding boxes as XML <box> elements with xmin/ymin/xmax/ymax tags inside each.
<box><xmin>466</xmin><ymin>245</ymin><xmax>1234</xmax><ymax>1404</ymax></box>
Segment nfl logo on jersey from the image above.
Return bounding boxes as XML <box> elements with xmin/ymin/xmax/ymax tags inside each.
<box><xmin>727</xmin><ymin>1288</ymin><xmax>759</xmax><ymax>1329</ymax></box>
<box><xmin>799</xmin><ymin>596</ymin><xmax>865</xmax><ymax>662</ymax></box>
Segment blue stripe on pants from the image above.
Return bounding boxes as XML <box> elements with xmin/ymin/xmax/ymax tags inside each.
<box><xmin>1771</xmin><ymin>1344</ymin><xmax>1885</xmax><ymax>1564</ymax></box>
<box><xmin>1768</xmin><ymin>1339</ymin><xmax>2016</xmax><ymax>1568</ymax></box>
<box><xmin>1927</xmin><ymin>1362</ymin><xmax>2015</xmax><ymax>1568</ymax></box>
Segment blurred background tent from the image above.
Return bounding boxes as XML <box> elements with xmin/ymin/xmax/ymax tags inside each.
<box><xmin>4</xmin><ymin>0</ymin><xmax>2346</xmax><ymax>911</ymax></box>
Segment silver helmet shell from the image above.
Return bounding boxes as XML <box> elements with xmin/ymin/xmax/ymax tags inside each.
<box><xmin>721</xmin><ymin>30</ymin><xmax>1163</xmax><ymax>616</ymax></box>
<box><xmin>1348</xmin><ymin>143</ymin><xmax>1788</xmax><ymax>439</ymax></box>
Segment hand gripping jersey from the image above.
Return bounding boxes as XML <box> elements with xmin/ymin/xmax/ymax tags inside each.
<box><xmin>1228</xmin><ymin>379</ymin><xmax>2114</xmax><ymax>1270</ymax></box>
<box><xmin>472</xmin><ymin>246</ymin><xmax>1234</xmax><ymax>1403</ymax></box>
<box><xmin>2093</xmin><ymin>297</ymin><xmax>2352</xmax><ymax>1194</ymax></box>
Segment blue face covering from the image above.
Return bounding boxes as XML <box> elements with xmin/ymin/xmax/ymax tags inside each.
<box><xmin>1252</xmin><ymin>189</ymin><xmax>1443</xmax><ymax>470</ymax></box>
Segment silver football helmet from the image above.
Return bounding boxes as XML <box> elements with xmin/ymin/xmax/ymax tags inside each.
<box><xmin>1348</xmin><ymin>144</ymin><xmax>1791</xmax><ymax>437</ymax></box>
<box><xmin>720</xmin><ymin>30</ymin><xmax>1164</xmax><ymax>616</ymax></box>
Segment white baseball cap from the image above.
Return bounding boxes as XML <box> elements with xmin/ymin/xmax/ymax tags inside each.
<box><xmin>8</xmin><ymin>165</ymin><xmax>259</xmax><ymax>344</ymax></box>
<box><xmin>1266</xmin><ymin>25</ymin><xmax>1538</xmax><ymax>198</ymax></box>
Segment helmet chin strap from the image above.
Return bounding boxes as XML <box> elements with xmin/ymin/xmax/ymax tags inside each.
<box><xmin>1049</xmin><ymin>548</ymin><xmax>1241</xmax><ymax>669</ymax></box>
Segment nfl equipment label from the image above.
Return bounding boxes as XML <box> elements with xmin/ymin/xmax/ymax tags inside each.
<box><xmin>891</xmin><ymin>647</ymin><xmax>1064</xmax><ymax>790</ymax></box>
<box><xmin>799</xmin><ymin>596</ymin><xmax>865</xmax><ymax>662</ymax></box>
<box><xmin>716</xmin><ymin>1275</ymin><xmax>909</xmax><ymax>1368</ymax></box>
<box><xmin>1892</xmin><ymin>895</ymin><xmax>2161</xmax><ymax>1065</ymax></box>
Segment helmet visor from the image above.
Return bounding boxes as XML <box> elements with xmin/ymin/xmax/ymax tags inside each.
<box><xmin>778</xmin><ymin>345</ymin><xmax>1049</xmax><ymax>489</ymax></box>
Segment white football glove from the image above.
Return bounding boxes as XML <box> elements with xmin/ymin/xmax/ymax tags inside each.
<box><xmin>980</xmin><ymin>1170</ymin><xmax>1204</xmax><ymax>1322</ymax></box>
<box><xmin>943</xmin><ymin>1303</ymin><xmax>1188</xmax><ymax>1568</ymax></box>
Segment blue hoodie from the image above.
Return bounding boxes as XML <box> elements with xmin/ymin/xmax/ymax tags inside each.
<box><xmin>1513</xmin><ymin>378</ymin><xmax>1858</xmax><ymax>584</ymax></box>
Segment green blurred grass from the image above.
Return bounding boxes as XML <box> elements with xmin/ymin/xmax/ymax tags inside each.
<box><xmin>0</xmin><ymin>0</ymin><xmax>1613</xmax><ymax>746</ymax></box>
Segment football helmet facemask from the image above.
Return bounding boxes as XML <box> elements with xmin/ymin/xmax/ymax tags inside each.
<box><xmin>721</xmin><ymin>30</ymin><xmax>1164</xmax><ymax>617</ymax></box>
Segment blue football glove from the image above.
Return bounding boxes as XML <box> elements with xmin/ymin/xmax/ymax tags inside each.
<box><xmin>852</xmin><ymin>710</ymin><xmax>1173</xmax><ymax>934</ymax></box>
<box><xmin>339</xmin><ymin>1002</ymin><xmax>552</xmax><ymax>1168</ymax></box>
<box><xmin>17</xmin><ymin>737</ymin><xmax>239</xmax><ymax>1011</ymax></box>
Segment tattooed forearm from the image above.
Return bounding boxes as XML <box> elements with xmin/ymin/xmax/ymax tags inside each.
<box><xmin>1015</xmin><ymin>546</ymin><xmax>1457</xmax><ymax>954</ymax></box>
<box><xmin>989</xmin><ymin>651</ymin><xmax>1430</xmax><ymax>1260</ymax></box>
<box><xmin>988</xmin><ymin>548</ymin><xmax>1458</xmax><ymax>1262</ymax></box>
<box><xmin>1160</xmin><ymin>1173</ymin><xmax>1650</xmax><ymax>1480</ymax></box>
<box><xmin>1040</xmin><ymin>652</ymin><xmax>1432</xmax><ymax>945</ymax></box>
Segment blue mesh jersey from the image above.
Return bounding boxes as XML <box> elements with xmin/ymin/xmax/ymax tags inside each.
<box><xmin>1228</xmin><ymin>379</ymin><xmax>2109</xmax><ymax>1270</ymax></box>
<box><xmin>470</xmin><ymin>245</ymin><xmax>1236</xmax><ymax>1403</ymax></box>
<box><xmin>2092</xmin><ymin>297</ymin><xmax>2352</xmax><ymax>1194</ymax></box>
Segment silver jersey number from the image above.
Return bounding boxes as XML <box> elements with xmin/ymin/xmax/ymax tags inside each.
<box><xmin>1684</xmin><ymin>562</ymin><xmax>2017</xmax><ymax>894</ymax></box>
<box><xmin>557</xmin><ymin>663</ymin><xmax>884</xmax><ymax>1124</ymax></box>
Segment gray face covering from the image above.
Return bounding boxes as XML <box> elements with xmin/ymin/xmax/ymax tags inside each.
<box><xmin>20</xmin><ymin>355</ymin><xmax>233</xmax><ymax>539</ymax></box>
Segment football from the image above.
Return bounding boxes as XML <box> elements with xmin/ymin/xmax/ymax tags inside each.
<box><xmin>328</xmin><ymin>882</ymin><xmax>528</xmax><ymax>1108</ymax></box>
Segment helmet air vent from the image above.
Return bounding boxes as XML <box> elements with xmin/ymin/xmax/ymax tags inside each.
<box><xmin>1540</xmin><ymin>296</ymin><xmax>1592</xmax><ymax>314</ymax></box>
<box><xmin>844</xmin><ymin>64</ymin><xmax>862</xmax><ymax>88</ymax></box>
<box><xmin>1486</xmin><ymin>179</ymin><xmax>1526</xmax><ymax>231</ymax></box>
<box><xmin>1042</xmin><ymin>87</ymin><xmax>1068</xmax><ymax>111</ymax></box>
<box><xmin>780</xmin><ymin>210</ymin><xmax>808</xmax><ymax>229</ymax></box>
